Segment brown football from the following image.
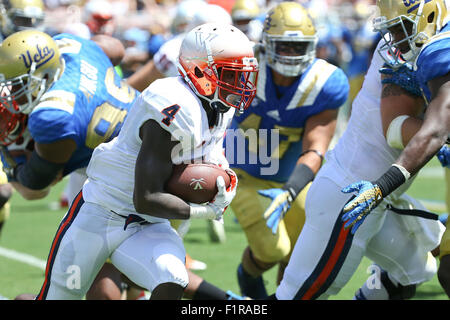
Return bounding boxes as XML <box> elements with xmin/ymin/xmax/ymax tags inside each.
<box><xmin>165</xmin><ymin>163</ymin><xmax>231</xmax><ymax>204</ymax></box>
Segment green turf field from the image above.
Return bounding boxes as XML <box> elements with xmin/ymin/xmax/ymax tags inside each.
<box><xmin>0</xmin><ymin>158</ymin><xmax>447</xmax><ymax>300</ymax></box>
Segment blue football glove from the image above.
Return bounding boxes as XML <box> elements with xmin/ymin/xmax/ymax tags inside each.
<box><xmin>258</xmin><ymin>188</ymin><xmax>293</xmax><ymax>235</ymax></box>
<box><xmin>379</xmin><ymin>63</ymin><xmax>421</xmax><ymax>97</ymax></box>
<box><xmin>341</xmin><ymin>181</ymin><xmax>384</xmax><ymax>234</ymax></box>
<box><xmin>437</xmin><ymin>145</ymin><xmax>450</xmax><ymax>168</ymax></box>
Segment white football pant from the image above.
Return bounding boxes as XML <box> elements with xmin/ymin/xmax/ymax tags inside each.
<box><xmin>276</xmin><ymin>161</ymin><xmax>444</xmax><ymax>300</ymax></box>
<box><xmin>37</xmin><ymin>192</ymin><xmax>188</xmax><ymax>300</ymax></box>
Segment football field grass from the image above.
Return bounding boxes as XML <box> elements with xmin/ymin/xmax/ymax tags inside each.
<box><xmin>0</xmin><ymin>158</ymin><xmax>447</xmax><ymax>300</ymax></box>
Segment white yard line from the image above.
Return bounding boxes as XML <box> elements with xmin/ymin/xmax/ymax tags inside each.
<box><xmin>0</xmin><ymin>246</ymin><xmax>46</xmax><ymax>271</ymax></box>
<box><xmin>0</xmin><ymin>246</ymin><xmax>47</xmax><ymax>300</ymax></box>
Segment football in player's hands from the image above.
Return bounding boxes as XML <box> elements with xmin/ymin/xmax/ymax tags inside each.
<box><xmin>165</xmin><ymin>163</ymin><xmax>231</xmax><ymax>204</ymax></box>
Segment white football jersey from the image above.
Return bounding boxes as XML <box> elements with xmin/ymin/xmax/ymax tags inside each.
<box><xmin>83</xmin><ymin>76</ymin><xmax>234</xmax><ymax>222</ymax></box>
<box><xmin>153</xmin><ymin>34</ymin><xmax>185</xmax><ymax>77</ymax></box>
<box><xmin>329</xmin><ymin>40</ymin><xmax>414</xmax><ymax>197</ymax></box>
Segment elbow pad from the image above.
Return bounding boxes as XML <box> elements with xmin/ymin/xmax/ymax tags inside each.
<box><xmin>14</xmin><ymin>150</ymin><xmax>65</xmax><ymax>190</ymax></box>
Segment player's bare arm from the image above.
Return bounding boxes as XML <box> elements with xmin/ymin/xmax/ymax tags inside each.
<box><xmin>91</xmin><ymin>34</ymin><xmax>125</xmax><ymax>67</ymax></box>
<box><xmin>126</xmin><ymin>60</ymin><xmax>165</xmax><ymax>92</ymax></box>
<box><xmin>133</xmin><ymin>119</ymin><xmax>191</xmax><ymax>220</ymax></box>
<box><xmin>396</xmin><ymin>72</ymin><xmax>450</xmax><ymax>176</ymax></box>
<box><xmin>380</xmin><ymin>82</ymin><xmax>424</xmax><ymax>147</ymax></box>
<box><xmin>300</xmin><ymin>108</ymin><xmax>338</xmax><ymax>172</ymax></box>
<box><xmin>11</xmin><ymin>139</ymin><xmax>76</xmax><ymax>200</ymax></box>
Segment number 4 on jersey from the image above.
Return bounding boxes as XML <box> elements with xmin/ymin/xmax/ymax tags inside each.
<box><xmin>161</xmin><ymin>104</ymin><xmax>180</xmax><ymax>126</ymax></box>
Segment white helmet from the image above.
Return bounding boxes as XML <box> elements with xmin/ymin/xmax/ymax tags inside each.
<box><xmin>178</xmin><ymin>23</ymin><xmax>259</xmax><ymax>113</ymax></box>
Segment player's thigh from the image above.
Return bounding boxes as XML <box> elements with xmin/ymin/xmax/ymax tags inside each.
<box><xmin>244</xmin><ymin>216</ymin><xmax>291</xmax><ymax>263</ymax></box>
<box><xmin>367</xmin><ymin>194</ymin><xmax>444</xmax><ymax>285</ymax></box>
<box><xmin>277</xmin><ymin>173</ymin><xmax>374</xmax><ymax>299</ymax></box>
<box><xmin>440</xmin><ymin>219</ymin><xmax>450</xmax><ymax>260</ymax></box>
<box><xmin>446</xmin><ymin>168</ymin><xmax>450</xmax><ymax>213</ymax></box>
<box><xmin>230</xmin><ymin>169</ymin><xmax>274</xmax><ymax>228</ymax></box>
<box><xmin>40</xmin><ymin>200</ymin><xmax>125</xmax><ymax>299</ymax></box>
<box><xmin>231</xmin><ymin>170</ymin><xmax>290</xmax><ymax>261</ymax></box>
<box><xmin>110</xmin><ymin>222</ymin><xmax>188</xmax><ymax>292</ymax></box>
<box><xmin>0</xmin><ymin>202</ymin><xmax>10</xmax><ymax>224</ymax></box>
<box><xmin>0</xmin><ymin>167</ymin><xmax>10</xmax><ymax>226</ymax></box>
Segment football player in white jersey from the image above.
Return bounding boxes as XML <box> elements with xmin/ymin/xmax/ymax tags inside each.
<box><xmin>229</xmin><ymin>2</ymin><xmax>349</xmax><ymax>299</ymax></box>
<box><xmin>122</xmin><ymin>3</ymin><xmax>245</xmax><ymax>300</ymax></box>
<box><xmin>36</xmin><ymin>23</ymin><xmax>258</xmax><ymax>300</ymax></box>
<box><xmin>272</xmin><ymin>1</ymin><xmax>447</xmax><ymax>299</ymax></box>
<box><xmin>149</xmin><ymin>3</ymin><xmax>233</xmax><ymax>246</ymax></box>
<box><xmin>340</xmin><ymin>0</ymin><xmax>450</xmax><ymax>298</ymax></box>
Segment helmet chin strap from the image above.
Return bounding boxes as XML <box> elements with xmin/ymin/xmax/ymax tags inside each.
<box><xmin>210</xmin><ymin>101</ymin><xmax>230</xmax><ymax>113</ymax></box>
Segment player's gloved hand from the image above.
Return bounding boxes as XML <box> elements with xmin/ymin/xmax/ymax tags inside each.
<box><xmin>190</xmin><ymin>169</ymin><xmax>238</xmax><ymax>222</ymax></box>
<box><xmin>437</xmin><ymin>145</ymin><xmax>450</xmax><ymax>168</ymax></box>
<box><xmin>258</xmin><ymin>188</ymin><xmax>293</xmax><ymax>234</ymax></box>
<box><xmin>379</xmin><ymin>63</ymin><xmax>421</xmax><ymax>97</ymax></box>
<box><xmin>341</xmin><ymin>181</ymin><xmax>384</xmax><ymax>234</ymax></box>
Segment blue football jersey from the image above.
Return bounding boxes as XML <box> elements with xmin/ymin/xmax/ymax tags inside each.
<box><xmin>416</xmin><ymin>23</ymin><xmax>450</xmax><ymax>103</ymax></box>
<box><xmin>28</xmin><ymin>33</ymin><xmax>139</xmax><ymax>175</ymax></box>
<box><xmin>226</xmin><ymin>57</ymin><xmax>349</xmax><ymax>182</ymax></box>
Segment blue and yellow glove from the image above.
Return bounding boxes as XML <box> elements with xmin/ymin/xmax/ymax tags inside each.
<box><xmin>258</xmin><ymin>188</ymin><xmax>293</xmax><ymax>235</ymax></box>
<box><xmin>379</xmin><ymin>63</ymin><xmax>421</xmax><ymax>97</ymax></box>
<box><xmin>341</xmin><ymin>181</ymin><xmax>384</xmax><ymax>234</ymax></box>
<box><xmin>437</xmin><ymin>145</ymin><xmax>450</xmax><ymax>168</ymax></box>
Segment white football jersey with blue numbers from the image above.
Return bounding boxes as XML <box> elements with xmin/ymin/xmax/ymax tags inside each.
<box><xmin>83</xmin><ymin>76</ymin><xmax>234</xmax><ymax>222</ymax></box>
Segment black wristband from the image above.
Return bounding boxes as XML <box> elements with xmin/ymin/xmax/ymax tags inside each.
<box><xmin>282</xmin><ymin>163</ymin><xmax>315</xmax><ymax>198</ymax></box>
<box><xmin>300</xmin><ymin>149</ymin><xmax>324</xmax><ymax>161</ymax></box>
<box><xmin>373</xmin><ymin>166</ymin><xmax>406</xmax><ymax>197</ymax></box>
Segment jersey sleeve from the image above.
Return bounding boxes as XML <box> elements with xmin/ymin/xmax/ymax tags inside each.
<box><xmin>138</xmin><ymin>86</ymin><xmax>202</xmax><ymax>147</ymax></box>
<box><xmin>416</xmin><ymin>38</ymin><xmax>450</xmax><ymax>86</ymax></box>
<box><xmin>28</xmin><ymin>90</ymin><xmax>79</xmax><ymax>144</ymax></box>
<box><xmin>319</xmin><ymin>67</ymin><xmax>350</xmax><ymax>110</ymax></box>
